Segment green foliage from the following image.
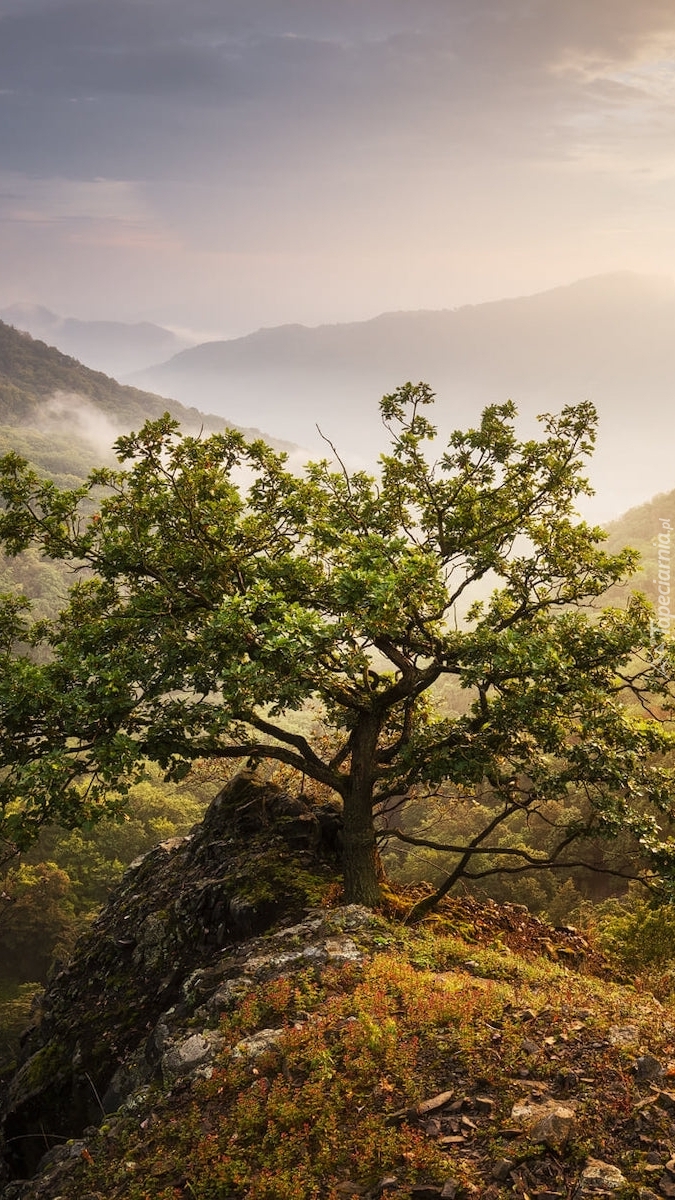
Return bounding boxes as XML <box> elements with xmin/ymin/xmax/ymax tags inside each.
<box><xmin>0</xmin><ymin>384</ymin><xmax>674</xmax><ymax>907</ymax></box>
<box><xmin>592</xmin><ymin>894</ymin><xmax>675</xmax><ymax>975</ymax></box>
<box><xmin>604</xmin><ymin>490</ymin><xmax>675</xmax><ymax>610</ymax></box>
<box><xmin>0</xmin><ymin>317</ymin><xmax>289</xmax><ymax>451</ymax></box>
<box><xmin>27</xmin><ymin>767</ymin><xmax>207</xmax><ymax>909</ymax></box>
<box><xmin>0</xmin><ymin>764</ymin><xmax>208</xmax><ymax>1070</ymax></box>
<box><xmin>0</xmin><ymin>318</ymin><xmax>180</xmax><ymax>430</ymax></box>
<box><xmin>0</xmin><ymin>766</ymin><xmax>207</xmax><ymax>989</ymax></box>
<box><xmin>0</xmin><ymin>861</ymin><xmax>77</xmax><ymax>982</ymax></box>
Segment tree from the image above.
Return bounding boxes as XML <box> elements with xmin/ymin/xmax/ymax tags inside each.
<box><xmin>0</xmin><ymin>383</ymin><xmax>674</xmax><ymax>910</ymax></box>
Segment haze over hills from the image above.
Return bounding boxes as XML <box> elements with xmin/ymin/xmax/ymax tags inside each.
<box><xmin>0</xmin><ymin>303</ymin><xmax>194</xmax><ymax>379</ymax></box>
<box><xmin>0</xmin><ymin>319</ymin><xmax>292</xmax><ymax>485</ymax></box>
<box><xmin>3</xmin><ymin>273</ymin><xmax>674</xmax><ymax>520</ymax></box>
<box><xmin>2</xmin><ymin>308</ymin><xmax>674</xmax><ymax>632</ymax></box>
<box><xmin>131</xmin><ymin>272</ymin><xmax>675</xmax><ymax>520</ymax></box>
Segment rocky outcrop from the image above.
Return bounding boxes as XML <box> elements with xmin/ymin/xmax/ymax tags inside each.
<box><xmin>2</xmin><ymin>771</ymin><xmax>672</xmax><ymax>1200</ymax></box>
<box><xmin>0</xmin><ymin>770</ymin><xmax>342</xmax><ymax>1183</ymax></box>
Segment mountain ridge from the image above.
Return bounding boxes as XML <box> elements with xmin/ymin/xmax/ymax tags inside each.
<box><xmin>135</xmin><ymin>270</ymin><xmax>675</xmax><ymax>371</ymax></box>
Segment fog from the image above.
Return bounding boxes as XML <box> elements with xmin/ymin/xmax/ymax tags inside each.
<box><xmin>41</xmin><ymin>393</ymin><xmax>121</xmax><ymax>461</ymax></box>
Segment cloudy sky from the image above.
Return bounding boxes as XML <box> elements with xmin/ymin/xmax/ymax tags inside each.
<box><xmin>2</xmin><ymin>0</ymin><xmax>675</xmax><ymax>336</ymax></box>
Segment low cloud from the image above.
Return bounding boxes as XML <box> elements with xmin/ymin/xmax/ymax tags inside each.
<box><xmin>42</xmin><ymin>392</ymin><xmax>121</xmax><ymax>459</ymax></box>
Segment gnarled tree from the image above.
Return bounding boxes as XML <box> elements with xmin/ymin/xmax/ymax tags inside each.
<box><xmin>0</xmin><ymin>384</ymin><xmax>674</xmax><ymax>908</ymax></box>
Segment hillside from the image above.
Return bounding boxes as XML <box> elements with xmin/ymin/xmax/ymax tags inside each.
<box><xmin>131</xmin><ymin>272</ymin><xmax>675</xmax><ymax>517</ymax></box>
<box><xmin>0</xmin><ymin>319</ymin><xmax>285</xmax><ymax>442</ymax></box>
<box><xmin>1</xmin><ymin>773</ymin><xmax>674</xmax><ymax>1200</ymax></box>
<box><xmin>603</xmin><ymin>487</ymin><xmax>675</xmax><ymax>612</ymax></box>
<box><xmin>0</xmin><ymin>319</ymin><xmax>294</xmax><ymax>486</ymax></box>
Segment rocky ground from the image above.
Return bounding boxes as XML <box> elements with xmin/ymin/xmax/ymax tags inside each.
<box><xmin>1</xmin><ymin>772</ymin><xmax>675</xmax><ymax>1199</ymax></box>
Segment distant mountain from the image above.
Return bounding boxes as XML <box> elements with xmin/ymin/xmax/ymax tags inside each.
<box><xmin>0</xmin><ymin>303</ymin><xmax>193</xmax><ymax>378</ymax></box>
<box><xmin>131</xmin><ymin>272</ymin><xmax>675</xmax><ymax>519</ymax></box>
<box><xmin>0</xmin><ymin>319</ymin><xmax>293</xmax><ymax>486</ymax></box>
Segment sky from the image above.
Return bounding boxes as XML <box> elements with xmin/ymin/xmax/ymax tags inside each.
<box><xmin>2</xmin><ymin>0</ymin><xmax>675</xmax><ymax>336</ymax></box>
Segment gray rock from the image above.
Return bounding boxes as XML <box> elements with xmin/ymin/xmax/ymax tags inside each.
<box><xmin>0</xmin><ymin>771</ymin><xmax>339</xmax><ymax>1182</ymax></box>
<box><xmin>35</xmin><ymin>1139</ymin><xmax>86</xmax><ymax>1174</ymax></box>
<box><xmin>231</xmin><ymin>1027</ymin><xmax>284</xmax><ymax>1060</ymax></box>
<box><xmin>207</xmin><ymin>976</ymin><xmax>255</xmax><ymax>1015</ymax></box>
<box><xmin>327</xmin><ymin>905</ymin><xmax>382</xmax><ymax>932</ymax></box>
<box><xmin>491</xmin><ymin>1157</ymin><xmax>515</xmax><ymax>1181</ymax></box>
<box><xmin>118</xmin><ymin>1084</ymin><xmax>155</xmax><ymax>1115</ymax></box>
<box><xmin>634</xmin><ymin>1053</ymin><xmax>664</xmax><ymax>1081</ymax></box>
<box><xmin>133</xmin><ymin>912</ymin><xmax>174</xmax><ymax>971</ymax></box>
<box><xmin>162</xmin><ymin>1031</ymin><xmax>222</xmax><ymax>1082</ymax></box>
<box><xmin>244</xmin><ymin>944</ymin><xmax>329</xmax><ymax>977</ymax></box>
<box><xmin>607</xmin><ymin>1024</ymin><xmax>639</xmax><ymax>1046</ymax></box>
<box><xmin>324</xmin><ymin>936</ymin><xmax>362</xmax><ymax>963</ymax></box>
<box><xmin>102</xmin><ymin>1048</ymin><xmax>153</xmax><ymax>1113</ymax></box>
<box><xmin>575</xmin><ymin>1158</ymin><xmax>627</xmax><ymax>1194</ymax></box>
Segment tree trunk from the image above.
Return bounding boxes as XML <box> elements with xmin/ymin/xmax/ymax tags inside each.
<box><xmin>341</xmin><ymin>714</ymin><xmax>382</xmax><ymax>907</ymax></box>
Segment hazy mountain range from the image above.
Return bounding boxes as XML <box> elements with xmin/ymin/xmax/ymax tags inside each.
<box><xmin>2</xmin><ymin>272</ymin><xmax>675</xmax><ymax>519</ymax></box>
<box><xmin>126</xmin><ymin>271</ymin><xmax>675</xmax><ymax>520</ymax></box>
<box><xmin>0</xmin><ymin>302</ymin><xmax>673</xmax><ymax>616</ymax></box>
<box><xmin>0</xmin><ymin>303</ymin><xmax>194</xmax><ymax>379</ymax></box>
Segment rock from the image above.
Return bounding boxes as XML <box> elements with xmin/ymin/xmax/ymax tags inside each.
<box><xmin>101</xmin><ymin>1046</ymin><xmax>153</xmax><ymax>1113</ymax></box>
<box><xmin>207</xmin><ymin>976</ymin><xmax>254</xmax><ymax>1016</ymax></box>
<box><xmin>655</xmin><ymin>1090</ymin><xmax>675</xmax><ymax>1112</ymax></box>
<box><xmin>161</xmin><ymin>1031</ymin><xmax>222</xmax><ymax>1082</ymax></box>
<box><xmin>0</xmin><ymin>771</ymin><xmax>342</xmax><ymax>1180</ymax></box>
<box><xmin>328</xmin><ymin>904</ymin><xmax>383</xmax><ymax>932</ymax></box>
<box><xmin>515</xmin><ymin>1008</ymin><xmax>537</xmax><ymax>1022</ymax></box>
<box><xmin>231</xmin><ymin>1027</ymin><xmax>284</xmax><ymax>1060</ymax></box>
<box><xmin>34</xmin><ymin>1140</ymin><xmax>87</xmax><ymax>1175</ymax></box>
<box><xmin>575</xmin><ymin>1159</ymin><xmax>627</xmax><ymax>1194</ymax></box>
<box><xmin>417</xmin><ymin>1091</ymin><xmax>455</xmax><ymax>1116</ymax></box>
<box><xmin>324</xmin><ymin>936</ymin><xmax>363</xmax><ymax>963</ymax></box>
<box><xmin>521</xmin><ymin>1038</ymin><xmax>540</xmax><ymax>1056</ymax></box>
<box><xmin>375</xmin><ymin>1177</ymin><xmax>399</xmax><ymax>1193</ymax></box>
<box><xmin>634</xmin><ymin>1054</ymin><xmax>663</xmax><ymax>1082</ymax></box>
<box><xmin>491</xmin><ymin>1158</ymin><xmax>515</xmax><ymax>1181</ymax></box>
<box><xmin>608</xmin><ymin>1024</ymin><xmax>639</xmax><ymax>1046</ymax></box>
<box><xmin>510</xmin><ymin>1098</ymin><xmax>575</xmax><ymax>1150</ymax></box>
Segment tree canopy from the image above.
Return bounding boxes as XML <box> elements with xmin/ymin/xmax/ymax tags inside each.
<box><xmin>0</xmin><ymin>383</ymin><xmax>674</xmax><ymax>909</ymax></box>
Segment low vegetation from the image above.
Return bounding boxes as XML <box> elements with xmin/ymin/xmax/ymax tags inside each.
<box><xmin>16</xmin><ymin>888</ymin><xmax>675</xmax><ymax>1200</ymax></box>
